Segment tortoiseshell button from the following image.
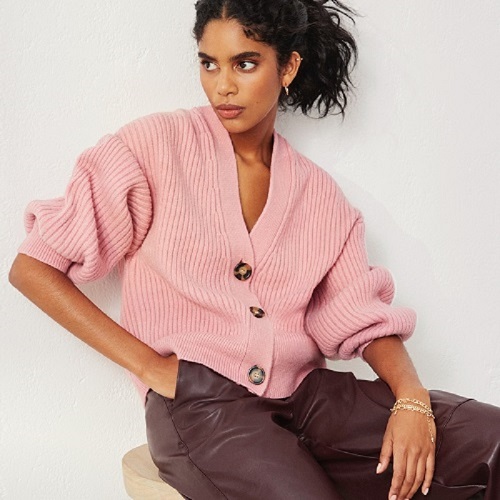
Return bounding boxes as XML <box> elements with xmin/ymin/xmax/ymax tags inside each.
<box><xmin>234</xmin><ymin>260</ymin><xmax>252</xmax><ymax>281</ymax></box>
<box><xmin>248</xmin><ymin>365</ymin><xmax>266</xmax><ymax>385</ymax></box>
<box><xmin>249</xmin><ymin>306</ymin><xmax>265</xmax><ymax>318</ymax></box>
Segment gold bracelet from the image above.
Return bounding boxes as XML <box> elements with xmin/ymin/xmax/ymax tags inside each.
<box><xmin>395</xmin><ymin>397</ymin><xmax>433</xmax><ymax>413</ymax></box>
<box><xmin>390</xmin><ymin>399</ymin><xmax>436</xmax><ymax>444</ymax></box>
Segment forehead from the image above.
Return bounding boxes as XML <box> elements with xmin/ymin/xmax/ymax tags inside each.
<box><xmin>198</xmin><ymin>18</ymin><xmax>275</xmax><ymax>59</ymax></box>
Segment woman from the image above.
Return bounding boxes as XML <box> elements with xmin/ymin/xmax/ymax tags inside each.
<box><xmin>8</xmin><ymin>0</ymin><xmax>500</xmax><ymax>499</ymax></box>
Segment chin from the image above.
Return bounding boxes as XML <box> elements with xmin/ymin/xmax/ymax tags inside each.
<box><xmin>217</xmin><ymin>117</ymin><xmax>255</xmax><ymax>135</ymax></box>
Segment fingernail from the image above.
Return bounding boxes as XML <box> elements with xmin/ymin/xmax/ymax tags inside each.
<box><xmin>423</xmin><ymin>487</ymin><xmax>430</xmax><ymax>496</ymax></box>
<box><xmin>376</xmin><ymin>462</ymin><xmax>382</xmax><ymax>474</ymax></box>
<box><xmin>390</xmin><ymin>496</ymin><xmax>397</xmax><ymax>500</ymax></box>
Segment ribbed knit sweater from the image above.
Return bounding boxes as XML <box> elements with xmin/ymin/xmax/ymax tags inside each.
<box><xmin>18</xmin><ymin>105</ymin><xmax>417</xmax><ymax>405</ymax></box>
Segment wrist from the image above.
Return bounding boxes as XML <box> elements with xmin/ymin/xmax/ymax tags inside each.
<box><xmin>136</xmin><ymin>349</ymin><xmax>164</xmax><ymax>382</ymax></box>
<box><xmin>394</xmin><ymin>385</ymin><xmax>431</xmax><ymax>406</ymax></box>
<box><xmin>139</xmin><ymin>351</ymin><xmax>178</xmax><ymax>389</ymax></box>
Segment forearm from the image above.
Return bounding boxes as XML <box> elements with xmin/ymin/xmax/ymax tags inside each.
<box><xmin>362</xmin><ymin>335</ymin><xmax>430</xmax><ymax>403</ymax></box>
<box><xmin>8</xmin><ymin>253</ymin><xmax>163</xmax><ymax>381</ymax></box>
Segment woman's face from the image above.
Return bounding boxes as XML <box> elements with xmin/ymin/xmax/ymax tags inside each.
<box><xmin>197</xmin><ymin>18</ymin><xmax>285</xmax><ymax>136</ymax></box>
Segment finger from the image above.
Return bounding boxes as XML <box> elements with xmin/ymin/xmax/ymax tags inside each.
<box><xmin>389</xmin><ymin>447</ymin><xmax>407</xmax><ymax>499</ymax></box>
<box><xmin>397</xmin><ymin>451</ymin><xmax>417</xmax><ymax>499</ymax></box>
<box><xmin>408</xmin><ymin>456</ymin><xmax>427</xmax><ymax>499</ymax></box>
<box><xmin>377</xmin><ymin>434</ymin><xmax>393</xmax><ymax>474</ymax></box>
<box><xmin>421</xmin><ymin>451</ymin><xmax>436</xmax><ymax>496</ymax></box>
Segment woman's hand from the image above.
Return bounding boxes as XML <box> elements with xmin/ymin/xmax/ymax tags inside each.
<box><xmin>140</xmin><ymin>353</ymin><xmax>180</xmax><ymax>399</ymax></box>
<box><xmin>377</xmin><ymin>390</ymin><xmax>436</xmax><ymax>499</ymax></box>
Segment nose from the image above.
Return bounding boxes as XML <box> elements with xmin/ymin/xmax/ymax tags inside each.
<box><xmin>216</xmin><ymin>67</ymin><xmax>237</xmax><ymax>96</ymax></box>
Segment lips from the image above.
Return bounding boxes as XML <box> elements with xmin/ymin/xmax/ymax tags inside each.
<box><xmin>215</xmin><ymin>104</ymin><xmax>245</xmax><ymax>119</ymax></box>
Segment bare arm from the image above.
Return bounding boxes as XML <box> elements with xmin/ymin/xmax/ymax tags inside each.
<box><xmin>8</xmin><ymin>253</ymin><xmax>178</xmax><ymax>398</ymax></box>
<box><xmin>363</xmin><ymin>335</ymin><xmax>429</xmax><ymax>403</ymax></box>
<box><xmin>363</xmin><ymin>335</ymin><xmax>435</xmax><ymax>499</ymax></box>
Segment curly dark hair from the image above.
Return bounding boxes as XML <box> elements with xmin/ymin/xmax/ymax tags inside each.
<box><xmin>193</xmin><ymin>0</ymin><xmax>358</xmax><ymax>118</ymax></box>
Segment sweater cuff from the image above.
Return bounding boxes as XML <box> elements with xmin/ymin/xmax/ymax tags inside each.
<box><xmin>18</xmin><ymin>228</ymin><xmax>72</xmax><ymax>273</ymax></box>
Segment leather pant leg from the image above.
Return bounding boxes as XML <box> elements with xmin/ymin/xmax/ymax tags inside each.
<box><xmin>291</xmin><ymin>368</ymin><xmax>500</xmax><ymax>499</ymax></box>
<box><xmin>145</xmin><ymin>360</ymin><xmax>342</xmax><ymax>500</ymax></box>
<box><xmin>431</xmin><ymin>394</ymin><xmax>500</xmax><ymax>500</ymax></box>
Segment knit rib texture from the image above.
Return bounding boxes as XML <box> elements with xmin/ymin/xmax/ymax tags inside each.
<box><xmin>18</xmin><ymin>105</ymin><xmax>417</xmax><ymax>405</ymax></box>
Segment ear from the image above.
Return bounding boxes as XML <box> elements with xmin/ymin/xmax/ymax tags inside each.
<box><xmin>281</xmin><ymin>51</ymin><xmax>303</xmax><ymax>88</ymax></box>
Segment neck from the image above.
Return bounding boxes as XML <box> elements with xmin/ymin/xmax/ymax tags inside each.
<box><xmin>229</xmin><ymin>107</ymin><xmax>277</xmax><ymax>167</ymax></box>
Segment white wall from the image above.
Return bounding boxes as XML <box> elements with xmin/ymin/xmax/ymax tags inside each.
<box><xmin>2</xmin><ymin>1</ymin><xmax>499</xmax><ymax>498</ymax></box>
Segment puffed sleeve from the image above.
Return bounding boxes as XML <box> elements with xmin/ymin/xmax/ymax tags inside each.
<box><xmin>304</xmin><ymin>211</ymin><xmax>417</xmax><ymax>360</ymax></box>
<box><xmin>17</xmin><ymin>132</ymin><xmax>153</xmax><ymax>284</ymax></box>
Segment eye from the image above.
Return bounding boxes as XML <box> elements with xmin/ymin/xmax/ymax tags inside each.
<box><xmin>237</xmin><ymin>60</ymin><xmax>257</xmax><ymax>71</ymax></box>
<box><xmin>200</xmin><ymin>60</ymin><xmax>218</xmax><ymax>72</ymax></box>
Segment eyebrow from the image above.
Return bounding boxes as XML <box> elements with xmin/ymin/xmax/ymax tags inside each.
<box><xmin>197</xmin><ymin>51</ymin><xmax>262</xmax><ymax>62</ymax></box>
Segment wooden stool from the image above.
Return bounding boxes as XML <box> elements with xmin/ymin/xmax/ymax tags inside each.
<box><xmin>122</xmin><ymin>444</ymin><xmax>183</xmax><ymax>499</ymax></box>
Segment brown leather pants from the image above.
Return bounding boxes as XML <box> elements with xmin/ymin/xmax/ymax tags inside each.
<box><xmin>145</xmin><ymin>360</ymin><xmax>500</xmax><ymax>500</ymax></box>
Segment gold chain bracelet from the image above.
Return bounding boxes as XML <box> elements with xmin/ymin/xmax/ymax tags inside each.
<box><xmin>394</xmin><ymin>398</ymin><xmax>433</xmax><ymax>413</ymax></box>
<box><xmin>390</xmin><ymin>398</ymin><xmax>436</xmax><ymax>444</ymax></box>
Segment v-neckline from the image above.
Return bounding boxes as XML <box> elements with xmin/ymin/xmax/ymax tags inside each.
<box><xmin>197</xmin><ymin>105</ymin><xmax>293</xmax><ymax>267</ymax></box>
<box><xmin>235</xmin><ymin>140</ymin><xmax>274</xmax><ymax>239</ymax></box>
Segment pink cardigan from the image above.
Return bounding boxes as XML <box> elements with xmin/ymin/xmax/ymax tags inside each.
<box><xmin>18</xmin><ymin>105</ymin><xmax>417</xmax><ymax>405</ymax></box>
